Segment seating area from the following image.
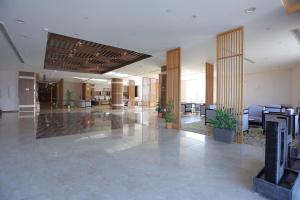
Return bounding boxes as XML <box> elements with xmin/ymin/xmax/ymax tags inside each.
<box><xmin>180</xmin><ymin>103</ymin><xmax>300</xmax><ymax>148</ymax></box>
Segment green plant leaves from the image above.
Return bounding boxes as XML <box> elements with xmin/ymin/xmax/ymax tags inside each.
<box><xmin>209</xmin><ymin>109</ymin><xmax>237</xmax><ymax>131</ymax></box>
<box><xmin>165</xmin><ymin>100</ymin><xmax>174</xmax><ymax>123</ymax></box>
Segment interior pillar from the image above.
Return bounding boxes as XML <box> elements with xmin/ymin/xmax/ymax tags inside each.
<box><xmin>216</xmin><ymin>27</ymin><xmax>244</xmax><ymax>143</ymax></box>
<box><xmin>159</xmin><ymin>66</ymin><xmax>167</xmax><ymax>108</ymax></box>
<box><xmin>205</xmin><ymin>63</ymin><xmax>214</xmax><ymax>107</ymax></box>
<box><xmin>166</xmin><ymin>48</ymin><xmax>181</xmax><ymax>129</ymax></box>
<box><xmin>111</xmin><ymin>78</ymin><xmax>123</xmax><ymax>110</ymax></box>
<box><xmin>57</xmin><ymin>79</ymin><xmax>64</xmax><ymax>109</ymax></box>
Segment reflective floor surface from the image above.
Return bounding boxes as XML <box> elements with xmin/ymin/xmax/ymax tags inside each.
<box><xmin>0</xmin><ymin>108</ymin><xmax>267</xmax><ymax>200</ymax></box>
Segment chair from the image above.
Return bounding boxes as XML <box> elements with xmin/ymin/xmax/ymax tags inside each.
<box><xmin>248</xmin><ymin>104</ymin><xmax>265</xmax><ymax>126</ymax></box>
<box><xmin>200</xmin><ymin>104</ymin><xmax>206</xmax><ymax>116</ymax></box>
<box><xmin>243</xmin><ymin>109</ymin><xmax>249</xmax><ymax>132</ymax></box>
<box><xmin>194</xmin><ymin>103</ymin><xmax>201</xmax><ymax>112</ymax></box>
<box><xmin>205</xmin><ymin>105</ymin><xmax>217</xmax><ymax>125</ymax></box>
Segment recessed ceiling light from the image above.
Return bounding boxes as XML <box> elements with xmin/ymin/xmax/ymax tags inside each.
<box><xmin>43</xmin><ymin>28</ymin><xmax>49</xmax><ymax>32</ymax></box>
<box><xmin>16</xmin><ymin>19</ymin><xmax>25</xmax><ymax>24</ymax></box>
<box><xmin>245</xmin><ymin>7</ymin><xmax>256</xmax><ymax>14</ymax></box>
<box><xmin>192</xmin><ymin>14</ymin><xmax>197</xmax><ymax>19</ymax></box>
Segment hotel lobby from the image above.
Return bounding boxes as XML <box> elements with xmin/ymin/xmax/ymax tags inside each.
<box><xmin>1</xmin><ymin>0</ymin><xmax>300</xmax><ymax>199</ymax></box>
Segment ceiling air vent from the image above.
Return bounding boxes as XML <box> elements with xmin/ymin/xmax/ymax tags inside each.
<box><xmin>291</xmin><ymin>28</ymin><xmax>300</xmax><ymax>44</ymax></box>
<box><xmin>244</xmin><ymin>57</ymin><xmax>255</xmax><ymax>64</ymax></box>
<box><xmin>0</xmin><ymin>21</ymin><xmax>24</xmax><ymax>63</ymax></box>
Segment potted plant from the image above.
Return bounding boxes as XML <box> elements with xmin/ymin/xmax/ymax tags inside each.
<box><xmin>165</xmin><ymin>100</ymin><xmax>174</xmax><ymax>129</ymax></box>
<box><xmin>210</xmin><ymin>109</ymin><xmax>237</xmax><ymax>143</ymax></box>
<box><xmin>155</xmin><ymin>99</ymin><xmax>164</xmax><ymax>118</ymax></box>
<box><xmin>66</xmin><ymin>90</ymin><xmax>73</xmax><ymax>110</ymax></box>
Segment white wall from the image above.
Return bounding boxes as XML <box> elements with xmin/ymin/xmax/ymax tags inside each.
<box><xmin>181</xmin><ymin>74</ymin><xmax>205</xmax><ymax>103</ymax></box>
<box><xmin>94</xmin><ymin>83</ymin><xmax>111</xmax><ymax>91</ymax></box>
<box><xmin>244</xmin><ymin>69</ymin><xmax>292</xmax><ymax>108</ymax></box>
<box><xmin>291</xmin><ymin>67</ymin><xmax>300</xmax><ymax>108</ymax></box>
<box><xmin>0</xmin><ymin>70</ymin><xmax>19</xmax><ymax>111</ymax></box>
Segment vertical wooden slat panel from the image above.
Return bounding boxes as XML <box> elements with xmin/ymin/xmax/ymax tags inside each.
<box><xmin>58</xmin><ymin>79</ymin><xmax>64</xmax><ymax>109</ymax></box>
<box><xmin>205</xmin><ymin>63</ymin><xmax>214</xmax><ymax>107</ymax></box>
<box><xmin>128</xmin><ymin>80</ymin><xmax>135</xmax><ymax>107</ymax></box>
<box><xmin>216</xmin><ymin>27</ymin><xmax>244</xmax><ymax>143</ymax></box>
<box><xmin>166</xmin><ymin>48</ymin><xmax>181</xmax><ymax>129</ymax></box>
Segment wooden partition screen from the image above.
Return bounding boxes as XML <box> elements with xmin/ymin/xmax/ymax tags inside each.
<box><xmin>128</xmin><ymin>80</ymin><xmax>135</xmax><ymax>107</ymax></box>
<box><xmin>205</xmin><ymin>63</ymin><xmax>214</xmax><ymax>107</ymax></box>
<box><xmin>166</xmin><ymin>48</ymin><xmax>181</xmax><ymax>129</ymax></box>
<box><xmin>142</xmin><ymin>77</ymin><xmax>158</xmax><ymax>107</ymax></box>
<box><xmin>216</xmin><ymin>27</ymin><xmax>244</xmax><ymax>143</ymax></box>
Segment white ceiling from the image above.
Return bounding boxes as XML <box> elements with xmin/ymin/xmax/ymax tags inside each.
<box><xmin>0</xmin><ymin>0</ymin><xmax>300</xmax><ymax>81</ymax></box>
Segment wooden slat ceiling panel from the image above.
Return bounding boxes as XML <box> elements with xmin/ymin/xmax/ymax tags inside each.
<box><xmin>44</xmin><ymin>33</ymin><xmax>151</xmax><ymax>74</ymax></box>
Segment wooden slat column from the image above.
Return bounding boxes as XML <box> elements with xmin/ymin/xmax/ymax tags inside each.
<box><xmin>205</xmin><ymin>63</ymin><xmax>214</xmax><ymax>107</ymax></box>
<box><xmin>283</xmin><ymin>0</ymin><xmax>300</xmax><ymax>14</ymax></box>
<box><xmin>111</xmin><ymin>78</ymin><xmax>123</xmax><ymax>110</ymax></box>
<box><xmin>159</xmin><ymin>66</ymin><xmax>167</xmax><ymax>108</ymax></box>
<box><xmin>128</xmin><ymin>80</ymin><xmax>135</xmax><ymax>107</ymax></box>
<box><xmin>166</xmin><ymin>48</ymin><xmax>181</xmax><ymax>129</ymax></box>
<box><xmin>57</xmin><ymin>79</ymin><xmax>64</xmax><ymax>109</ymax></box>
<box><xmin>216</xmin><ymin>27</ymin><xmax>244</xmax><ymax>143</ymax></box>
<box><xmin>82</xmin><ymin>83</ymin><xmax>92</xmax><ymax>100</ymax></box>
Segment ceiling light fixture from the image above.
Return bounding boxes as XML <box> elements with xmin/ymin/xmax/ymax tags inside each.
<box><xmin>90</xmin><ymin>78</ymin><xmax>108</xmax><ymax>82</ymax></box>
<box><xmin>74</xmin><ymin>77</ymin><xmax>89</xmax><ymax>81</ymax></box>
<box><xmin>16</xmin><ymin>19</ymin><xmax>25</xmax><ymax>24</ymax></box>
<box><xmin>245</xmin><ymin>7</ymin><xmax>256</xmax><ymax>14</ymax></box>
<box><xmin>105</xmin><ymin>72</ymin><xmax>130</xmax><ymax>77</ymax></box>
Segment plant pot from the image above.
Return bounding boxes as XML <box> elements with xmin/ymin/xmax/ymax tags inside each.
<box><xmin>213</xmin><ymin>128</ymin><xmax>235</xmax><ymax>143</ymax></box>
<box><xmin>166</xmin><ymin>122</ymin><xmax>173</xmax><ymax>129</ymax></box>
<box><xmin>158</xmin><ymin>112</ymin><xmax>163</xmax><ymax>118</ymax></box>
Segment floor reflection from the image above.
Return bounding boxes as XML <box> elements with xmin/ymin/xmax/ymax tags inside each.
<box><xmin>36</xmin><ymin>110</ymin><xmax>143</xmax><ymax>139</ymax></box>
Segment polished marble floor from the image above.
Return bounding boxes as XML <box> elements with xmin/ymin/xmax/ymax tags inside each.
<box><xmin>0</xmin><ymin>108</ymin><xmax>268</xmax><ymax>200</ymax></box>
